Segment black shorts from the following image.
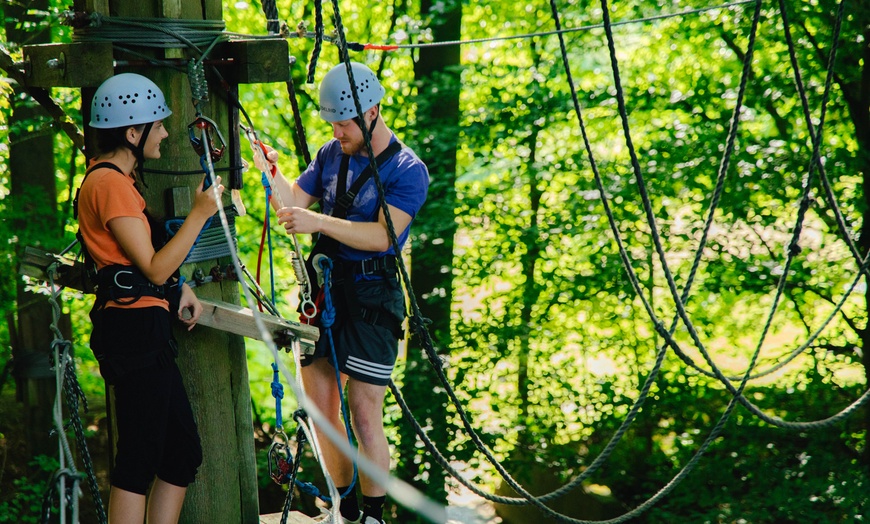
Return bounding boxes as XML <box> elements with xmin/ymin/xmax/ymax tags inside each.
<box><xmin>301</xmin><ymin>275</ymin><xmax>405</xmax><ymax>386</ymax></box>
<box><xmin>90</xmin><ymin>307</ymin><xmax>202</xmax><ymax>494</ymax></box>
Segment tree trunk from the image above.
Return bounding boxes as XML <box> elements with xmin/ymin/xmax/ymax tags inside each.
<box><xmin>6</xmin><ymin>0</ymin><xmax>70</xmax><ymax>466</ymax></box>
<box><xmin>76</xmin><ymin>1</ymin><xmax>259</xmax><ymax>521</ymax></box>
<box><xmin>395</xmin><ymin>0</ymin><xmax>462</xmax><ymax>519</ymax></box>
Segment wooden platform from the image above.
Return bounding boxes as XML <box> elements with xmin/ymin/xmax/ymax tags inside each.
<box><xmin>260</xmin><ymin>511</ymin><xmax>317</xmax><ymax>523</ymax></box>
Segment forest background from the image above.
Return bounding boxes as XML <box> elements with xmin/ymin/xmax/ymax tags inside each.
<box><xmin>2</xmin><ymin>0</ymin><xmax>870</xmax><ymax>522</ymax></box>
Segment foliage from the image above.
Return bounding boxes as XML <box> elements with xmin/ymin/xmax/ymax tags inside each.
<box><xmin>2</xmin><ymin>0</ymin><xmax>870</xmax><ymax>523</ymax></box>
<box><xmin>0</xmin><ymin>455</ymin><xmax>59</xmax><ymax>524</ymax></box>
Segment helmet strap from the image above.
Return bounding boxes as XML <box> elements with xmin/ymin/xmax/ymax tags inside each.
<box><xmin>354</xmin><ymin>105</ymin><xmax>379</xmax><ymax>136</ymax></box>
<box><xmin>123</xmin><ymin>122</ymin><xmax>154</xmax><ymax>191</ymax></box>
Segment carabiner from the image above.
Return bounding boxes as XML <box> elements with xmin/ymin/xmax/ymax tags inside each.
<box><xmin>188</xmin><ymin>115</ymin><xmax>227</xmax><ymax>163</ymax></box>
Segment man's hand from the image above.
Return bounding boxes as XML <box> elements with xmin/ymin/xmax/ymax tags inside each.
<box><xmin>252</xmin><ymin>142</ymin><xmax>280</xmax><ymax>176</ymax></box>
<box><xmin>276</xmin><ymin>206</ymin><xmax>323</xmax><ymax>235</ymax></box>
<box><xmin>177</xmin><ymin>283</ymin><xmax>203</xmax><ymax>331</ymax></box>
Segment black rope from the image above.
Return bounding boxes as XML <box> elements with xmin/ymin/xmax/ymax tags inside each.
<box><xmin>643</xmin><ymin>0</ymin><xmax>865</xmax><ymax>429</ymax></box>
<box><xmin>307</xmin><ymin>0</ymin><xmax>325</xmax><ymax>84</ymax></box>
<box><xmin>279</xmin><ymin>410</ymin><xmax>309</xmax><ymax>524</ymax></box>
<box><xmin>60</xmin><ymin>343</ymin><xmax>107</xmax><ymax>524</ymax></box>
<box><xmin>260</xmin><ymin>0</ymin><xmax>281</xmax><ymax>35</ymax></box>
<box><xmin>285</xmin><ymin>68</ymin><xmax>313</xmax><ymax>167</ymax></box>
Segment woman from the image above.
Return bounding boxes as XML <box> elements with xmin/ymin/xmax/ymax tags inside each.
<box><xmin>76</xmin><ymin>72</ymin><xmax>224</xmax><ymax>523</ymax></box>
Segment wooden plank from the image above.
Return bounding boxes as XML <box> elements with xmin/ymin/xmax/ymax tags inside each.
<box><xmin>23</xmin><ymin>42</ymin><xmax>114</xmax><ymax>88</ymax></box>
<box><xmin>20</xmin><ymin>246</ymin><xmax>94</xmax><ymax>293</ymax></box>
<box><xmin>259</xmin><ymin>512</ymin><xmax>317</xmax><ymax>523</ymax></box>
<box><xmin>72</xmin><ymin>0</ymin><xmax>109</xmax><ymax>15</ymax></box>
<box><xmin>221</xmin><ymin>39</ymin><xmax>290</xmax><ymax>84</ymax></box>
<box><xmin>198</xmin><ymin>297</ymin><xmax>319</xmax><ymax>345</ymax></box>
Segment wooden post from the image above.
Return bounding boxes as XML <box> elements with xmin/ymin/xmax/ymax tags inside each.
<box><xmin>22</xmin><ymin>1</ymin><xmax>292</xmax><ymax>521</ymax></box>
<box><xmin>107</xmin><ymin>3</ymin><xmax>249</xmax><ymax>522</ymax></box>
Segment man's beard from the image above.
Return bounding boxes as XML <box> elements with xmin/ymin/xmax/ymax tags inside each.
<box><xmin>340</xmin><ymin>136</ymin><xmax>364</xmax><ymax>155</ymax></box>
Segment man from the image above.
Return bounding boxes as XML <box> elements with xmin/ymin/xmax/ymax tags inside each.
<box><xmin>261</xmin><ymin>61</ymin><xmax>429</xmax><ymax>524</ymax></box>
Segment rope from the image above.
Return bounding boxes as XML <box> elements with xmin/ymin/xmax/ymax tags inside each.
<box><xmin>242</xmin><ymin>123</ymin><xmax>317</xmax><ymax>316</ymax></box>
<box><xmin>318</xmin><ymin>259</ymin><xmax>358</xmax><ymax>498</ymax></box>
<box><xmin>634</xmin><ymin>0</ymin><xmax>864</xmax><ymax>431</ymax></box>
<box><xmin>307</xmin><ymin>0</ymin><xmax>325</xmax><ymax>84</ymax></box>
<box><xmin>43</xmin><ymin>264</ymin><xmax>108</xmax><ymax>524</ymax></box>
<box><xmin>259</xmin><ymin>0</ymin><xmax>281</xmax><ymax>35</ymax></box>
<box><xmin>284</xmin><ymin>65</ymin><xmax>314</xmax><ymax>167</ymax></box>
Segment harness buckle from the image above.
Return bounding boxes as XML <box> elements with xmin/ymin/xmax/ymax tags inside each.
<box><xmin>312</xmin><ymin>253</ymin><xmax>330</xmax><ymax>287</ymax></box>
<box><xmin>113</xmin><ymin>270</ymin><xmax>134</xmax><ymax>290</ymax></box>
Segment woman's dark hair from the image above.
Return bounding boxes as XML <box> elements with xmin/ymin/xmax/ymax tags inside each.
<box><xmin>92</xmin><ymin>124</ymin><xmax>145</xmax><ymax>157</ymax></box>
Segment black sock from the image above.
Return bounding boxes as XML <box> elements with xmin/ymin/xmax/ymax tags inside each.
<box><xmin>338</xmin><ymin>485</ymin><xmax>360</xmax><ymax>521</ymax></box>
<box><xmin>361</xmin><ymin>495</ymin><xmax>386</xmax><ymax>522</ymax></box>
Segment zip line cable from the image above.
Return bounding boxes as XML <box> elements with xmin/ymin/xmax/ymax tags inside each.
<box><xmin>309</xmin><ymin>0</ymin><xmax>755</xmax><ymax>51</ymax></box>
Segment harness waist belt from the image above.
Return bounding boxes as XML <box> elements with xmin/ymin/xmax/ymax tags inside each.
<box><xmin>96</xmin><ymin>264</ymin><xmax>170</xmax><ymax>305</ymax></box>
<box><xmin>352</xmin><ymin>255</ymin><xmax>397</xmax><ymax>276</ymax></box>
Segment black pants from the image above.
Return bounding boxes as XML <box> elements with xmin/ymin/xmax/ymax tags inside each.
<box><xmin>90</xmin><ymin>307</ymin><xmax>202</xmax><ymax>494</ymax></box>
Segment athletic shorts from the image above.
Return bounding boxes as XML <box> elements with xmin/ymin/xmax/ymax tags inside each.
<box><xmin>92</xmin><ymin>307</ymin><xmax>202</xmax><ymax>494</ymax></box>
<box><xmin>301</xmin><ymin>275</ymin><xmax>405</xmax><ymax>386</ymax></box>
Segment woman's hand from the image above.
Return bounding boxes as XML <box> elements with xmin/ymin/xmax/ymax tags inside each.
<box><xmin>191</xmin><ymin>175</ymin><xmax>224</xmax><ymax>221</ymax></box>
<box><xmin>177</xmin><ymin>283</ymin><xmax>203</xmax><ymax>331</ymax></box>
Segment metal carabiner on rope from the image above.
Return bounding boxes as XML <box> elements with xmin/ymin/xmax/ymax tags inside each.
<box><xmin>267</xmin><ymin>428</ymin><xmax>295</xmax><ymax>485</ymax></box>
<box><xmin>240</xmin><ymin>124</ymin><xmax>317</xmax><ymax>318</ymax></box>
<box><xmin>188</xmin><ymin>115</ymin><xmax>227</xmax><ymax>168</ymax></box>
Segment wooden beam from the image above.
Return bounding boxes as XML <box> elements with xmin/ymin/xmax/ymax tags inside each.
<box><xmin>259</xmin><ymin>512</ymin><xmax>317</xmax><ymax>524</ymax></box>
<box><xmin>22</xmin><ymin>42</ymin><xmax>114</xmax><ymax>88</ymax></box>
<box><xmin>19</xmin><ymin>246</ymin><xmax>94</xmax><ymax>293</ymax></box>
<box><xmin>221</xmin><ymin>39</ymin><xmax>290</xmax><ymax>84</ymax></box>
<box><xmin>198</xmin><ymin>298</ymin><xmax>319</xmax><ymax>346</ymax></box>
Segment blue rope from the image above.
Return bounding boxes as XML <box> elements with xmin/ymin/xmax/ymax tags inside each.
<box><xmin>164</xmin><ymin>154</ymin><xmax>215</xmax><ymax>260</ymax></box>
<box><xmin>318</xmin><ymin>258</ymin><xmax>358</xmax><ymax>497</ymax></box>
<box><xmin>297</xmin><ymin>480</ymin><xmax>330</xmax><ymax>502</ymax></box>
<box><xmin>271</xmin><ymin>362</ymin><xmax>284</xmax><ymax>430</ymax></box>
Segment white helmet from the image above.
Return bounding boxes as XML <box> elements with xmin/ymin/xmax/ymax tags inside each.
<box><xmin>89</xmin><ymin>73</ymin><xmax>172</xmax><ymax>129</ymax></box>
<box><xmin>319</xmin><ymin>62</ymin><xmax>384</xmax><ymax>122</ymax></box>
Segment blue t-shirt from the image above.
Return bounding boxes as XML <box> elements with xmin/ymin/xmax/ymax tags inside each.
<box><xmin>297</xmin><ymin>136</ymin><xmax>429</xmax><ymax>261</ymax></box>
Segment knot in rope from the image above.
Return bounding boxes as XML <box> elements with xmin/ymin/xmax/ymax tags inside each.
<box><xmin>260</xmin><ymin>172</ymin><xmax>273</xmax><ymax>198</ymax></box>
<box><xmin>319</xmin><ymin>257</ymin><xmax>336</xmax><ymax>329</ymax></box>
<box><xmin>270</xmin><ymin>362</ymin><xmax>284</xmax><ymax>429</ymax></box>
